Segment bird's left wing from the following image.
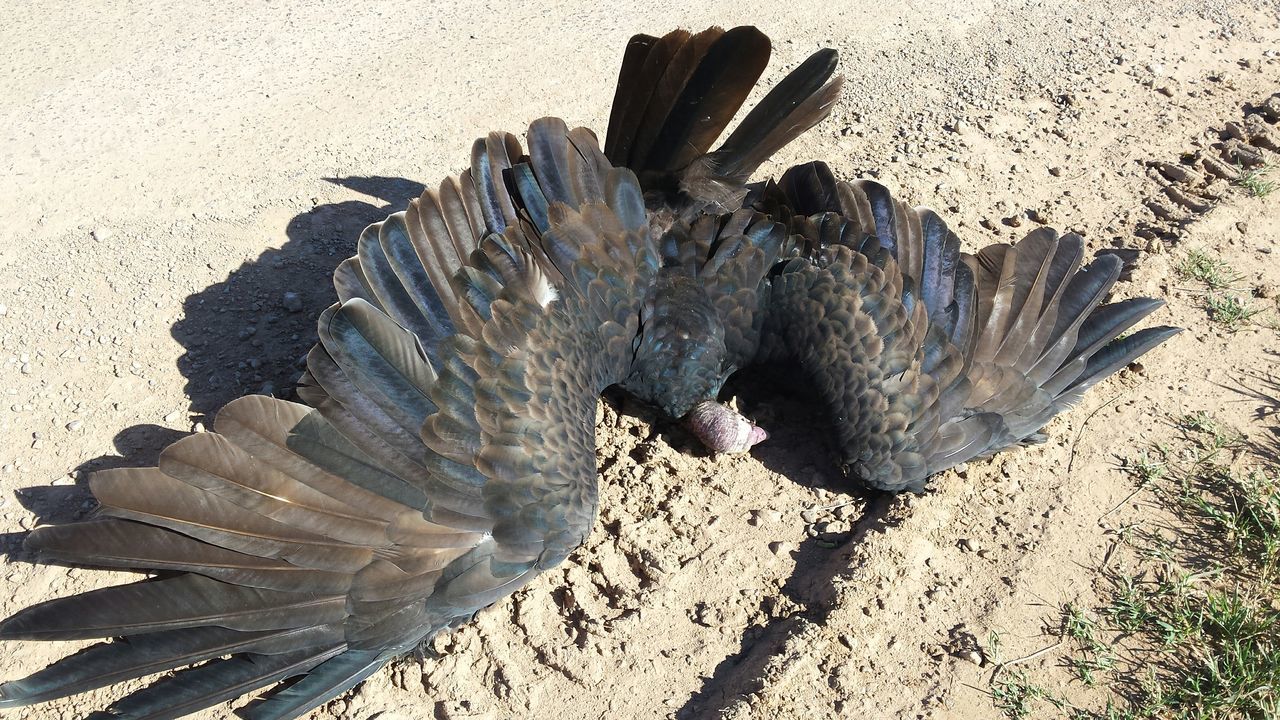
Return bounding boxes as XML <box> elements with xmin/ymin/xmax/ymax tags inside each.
<box><xmin>0</xmin><ymin>120</ymin><xmax>657</xmax><ymax>720</ymax></box>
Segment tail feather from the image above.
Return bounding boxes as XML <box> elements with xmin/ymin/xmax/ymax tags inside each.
<box><xmin>603</xmin><ymin>29</ymin><xmax>690</xmax><ymax>168</ymax></box>
<box><xmin>605</xmin><ymin>28</ymin><xmax>773</xmax><ymax>175</ymax></box>
<box><xmin>639</xmin><ymin>27</ymin><xmax>771</xmax><ymax>175</ymax></box>
<box><xmin>696</xmin><ymin>47</ymin><xmax>841</xmax><ymax>188</ymax></box>
<box><xmin>604</xmin><ymin>26</ymin><xmax>838</xmax><ymax>210</ymax></box>
<box><xmin>626</xmin><ymin>27</ymin><xmax>727</xmax><ymax>171</ymax></box>
<box><xmin>604</xmin><ymin>33</ymin><xmax>659</xmax><ymax>160</ymax></box>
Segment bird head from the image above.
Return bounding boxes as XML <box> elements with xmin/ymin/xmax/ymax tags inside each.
<box><xmin>683</xmin><ymin>400</ymin><xmax>769</xmax><ymax>454</ymax></box>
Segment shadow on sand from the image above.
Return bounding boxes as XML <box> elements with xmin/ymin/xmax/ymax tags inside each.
<box><xmin>3</xmin><ymin>176</ymin><xmax>424</xmax><ymax>554</ymax></box>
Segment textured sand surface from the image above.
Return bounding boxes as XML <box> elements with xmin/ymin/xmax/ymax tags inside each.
<box><xmin>2</xmin><ymin>1</ymin><xmax>1279</xmax><ymax>717</ymax></box>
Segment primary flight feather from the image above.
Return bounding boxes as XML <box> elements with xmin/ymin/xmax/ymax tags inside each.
<box><xmin>0</xmin><ymin>25</ymin><xmax>1176</xmax><ymax>719</ymax></box>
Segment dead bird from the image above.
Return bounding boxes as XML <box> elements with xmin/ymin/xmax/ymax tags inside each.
<box><xmin>0</xmin><ymin>26</ymin><xmax>1176</xmax><ymax>719</ymax></box>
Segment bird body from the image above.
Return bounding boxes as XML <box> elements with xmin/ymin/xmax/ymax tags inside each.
<box><xmin>0</xmin><ymin>25</ymin><xmax>1176</xmax><ymax>720</ymax></box>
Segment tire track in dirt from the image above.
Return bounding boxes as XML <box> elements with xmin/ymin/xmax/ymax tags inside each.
<box><xmin>1138</xmin><ymin>91</ymin><xmax>1280</xmax><ymax>244</ymax></box>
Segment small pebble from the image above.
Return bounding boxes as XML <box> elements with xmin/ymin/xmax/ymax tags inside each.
<box><xmin>799</xmin><ymin>508</ymin><xmax>821</xmax><ymax>524</ymax></box>
<box><xmin>91</xmin><ymin>228</ymin><xmax>115</xmax><ymax>242</ymax></box>
<box><xmin>431</xmin><ymin>633</ymin><xmax>453</xmax><ymax>655</ymax></box>
<box><xmin>20</xmin><ymin>363</ymin><xmax>31</xmax><ymax>374</ymax></box>
<box><xmin>958</xmin><ymin>538</ymin><xmax>980</xmax><ymax>552</ymax></box>
<box><xmin>282</xmin><ymin>292</ymin><xmax>304</xmax><ymax>313</ymax></box>
<box><xmin>749</xmin><ymin>509</ymin><xmax>781</xmax><ymax>526</ymax></box>
<box><xmin>0</xmin><ymin>303</ymin><xmax>7</xmax><ymax>317</ymax></box>
<box><xmin>768</xmin><ymin>541</ymin><xmax>795</xmax><ymax>556</ymax></box>
<box><xmin>164</xmin><ymin>410</ymin><xmax>182</xmax><ymax>424</ymax></box>
<box><xmin>66</xmin><ymin>420</ymin><xmax>83</xmax><ymax>432</ymax></box>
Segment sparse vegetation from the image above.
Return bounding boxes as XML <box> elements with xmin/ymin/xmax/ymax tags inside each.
<box><xmin>1122</xmin><ymin>449</ymin><xmax>1168</xmax><ymax>486</ymax></box>
<box><xmin>1176</xmin><ymin>250</ymin><xmax>1263</xmax><ymax>330</ymax></box>
<box><xmin>991</xmin><ymin>409</ymin><xmax>1280</xmax><ymax>719</ymax></box>
<box><xmin>1177</xmin><ymin>249</ymin><xmax>1242</xmax><ymax>290</ymax></box>
<box><xmin>992</xmin><ymin>670</ymin><xmax>1060</xmax><ymax>719</ymax></box>
<box><xmin>1237</xmin><ymin>164</ymin><xmax>1277</xmax><ymax>199</ymax></box>
<box><xmin>1205</xmin><ymin>294</ymin><xmax>1261</xmax><ymax>331</ymax></box>
<box><xmin>1105</xmin><ymin>576</ymin><xmax>1155</xmax><ymax>633</ymax></box>
<box><xmin>1061</xmin><ymin>604</ymin><xmax>1117</xmax><ymax>687</ymax></box>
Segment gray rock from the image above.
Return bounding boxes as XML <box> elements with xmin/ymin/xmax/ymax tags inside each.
<box><xmin>769</xmin><ymin>541</ymin><xmax>795</xmax><ymax>556</ymax></box>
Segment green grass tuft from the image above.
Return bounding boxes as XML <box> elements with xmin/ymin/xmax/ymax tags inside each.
<box><xmin>1177</xmin><ymin>249</ymin><xmax>1242</xmax><ymax>290</ymax></box>
<box><xmin>1237</xmin><ymin>164</ymin><xmax>1277</xmax><ymax>199</ymax></box>
<box><xmin>1205</xmin><ymin>294</ymin><xmax>1260</xmax><ymax>331</ymax></box>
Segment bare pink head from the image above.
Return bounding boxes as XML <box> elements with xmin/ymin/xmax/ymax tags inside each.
<box><xmin>684</xmin><ymin>400</ymin><xmax>769</xmax><ymax>454</ymax></box>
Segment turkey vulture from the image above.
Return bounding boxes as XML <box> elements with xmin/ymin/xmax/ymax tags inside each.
<box><xmin>0</xmin><ymin>25</ymin><xmax>1176</xmax><ymax>719</ymax></box>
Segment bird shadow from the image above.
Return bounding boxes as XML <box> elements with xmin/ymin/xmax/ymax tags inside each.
<box><xmin>2</xmin><ymin>176</ymin><xmax>425</xmax><ymax>557</ymax></box>
<box><xmin>172</xmin><ymin>176</ymin><xmax>426</xmax><ymax>419</ymax></box>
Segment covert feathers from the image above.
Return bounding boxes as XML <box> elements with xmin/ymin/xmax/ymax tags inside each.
<box><xmin>0</xmin><ymin>25</ymin><xmax>1176</xmax><ymax>719</ymax></box>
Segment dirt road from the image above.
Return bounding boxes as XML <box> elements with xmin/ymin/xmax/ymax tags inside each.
<box><xmin>2</xmin><ymin>1</ymin><xmax>1278</xmax><ymax>717</ymax></box>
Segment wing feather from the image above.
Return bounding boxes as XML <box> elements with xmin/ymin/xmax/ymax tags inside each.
<box><xmin>0</xmin><ymin>122</ymin><xmax>655</xmax><ymax>720</ymax></box>
<box><xmin>760</xmin><ymin>176</ymin><xmax>1176</xmax><ymax>490</ymax></box>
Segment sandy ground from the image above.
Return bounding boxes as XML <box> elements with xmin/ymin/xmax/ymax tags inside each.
<box><xmin>2</xmin><ymin>0</ymin><xmax>1280</xmax><ymax>718</ymax></box>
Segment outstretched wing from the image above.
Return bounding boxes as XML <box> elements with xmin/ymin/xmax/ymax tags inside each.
<box><xmin>758</xmin><ymin>162</ymin><xmax>1178</xmax><ymax>492</ymax></box>
<box><xmin>0</xmin><ymin>120</ymin><xmax>656</xmax><ymax>720</ymax></box>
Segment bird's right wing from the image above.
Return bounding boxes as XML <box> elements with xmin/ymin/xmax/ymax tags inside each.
<box><xmin>756</xmin><ymin>162</ymin><xmax>1179</xmax><ymax>492</ymax></box>
<box><xmin>0</xmin><ymin>120</ymin><xmax>657</xmax><ymax>720</ymax></box>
